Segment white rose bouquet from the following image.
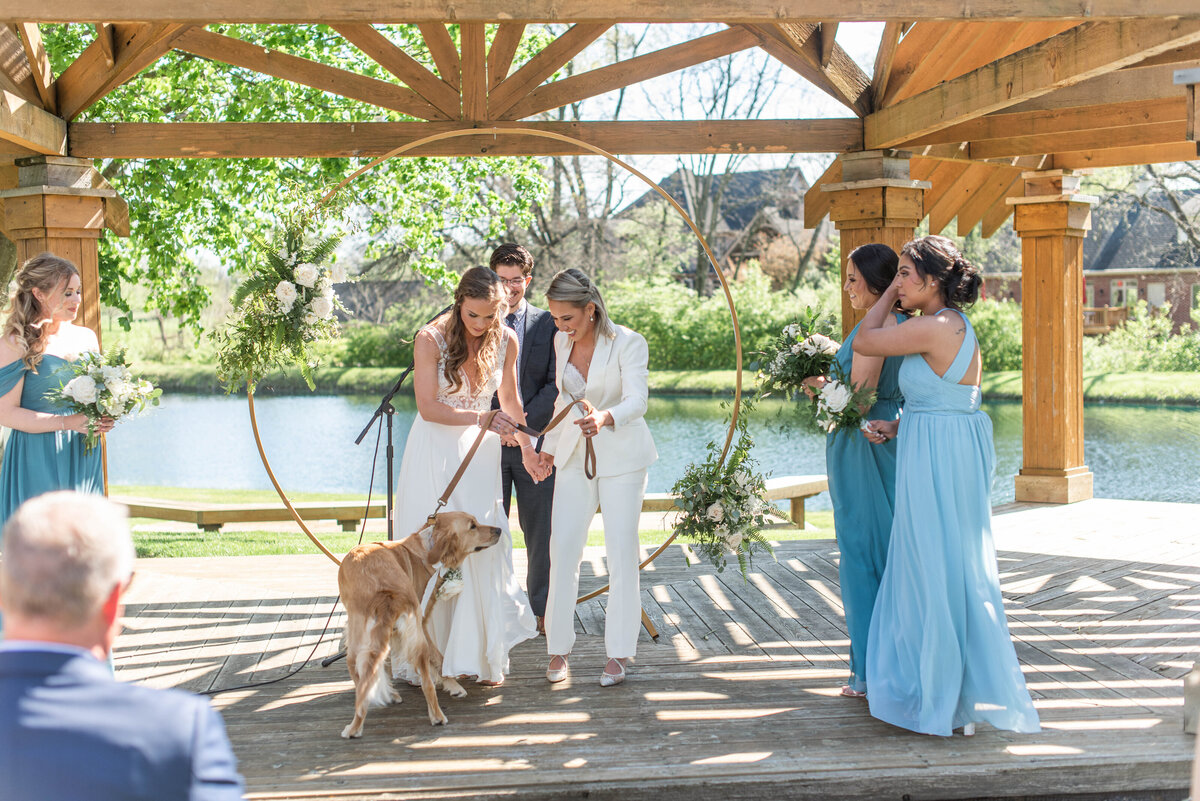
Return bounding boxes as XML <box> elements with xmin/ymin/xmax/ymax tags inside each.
<box><xmin>46</xmin><ymin>347</ymin><xmax>162</xmax><ymax>452</ymax></box>
<box><xmin>813</xmin><ymin>364</ymin><xmax>878</xmax><ymax>435</ymax></box>
<box><xmin>212</xmin><ymin>203</ymin><xmax>351</xmax><ymax>391</ymax></box>
<box><xmin>671</xmin><ymin>402</ymin><xmax>773</xmax><ymax>575</ymax></box>
<box><xmin>756</xmin><ymin>307</ymin><xmax>841</xmax><ymax>399</ymax></box>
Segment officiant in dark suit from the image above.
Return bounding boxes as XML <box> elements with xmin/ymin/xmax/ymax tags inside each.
<box><xmin>490</xmin><ymin>244</ymin><xmax>558</xmax><ymax>633</ymax></box>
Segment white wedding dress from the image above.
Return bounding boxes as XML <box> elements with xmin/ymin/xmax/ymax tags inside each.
<box><xmin>392</xmin><ymin>325</ymin><xmax>537</xmax><ymax>683</ymax></box>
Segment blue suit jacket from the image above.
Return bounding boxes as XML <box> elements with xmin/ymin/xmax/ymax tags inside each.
<box><xmin>0</xmin><ymin>649</ymin><xmax>245</xmax><ymax>801</ymax></box>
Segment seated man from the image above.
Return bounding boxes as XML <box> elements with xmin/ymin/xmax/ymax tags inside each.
<box><xmin>0</xmin><ymin>491</ymin><xmax>245</xmax><ymax>801</ymax></box>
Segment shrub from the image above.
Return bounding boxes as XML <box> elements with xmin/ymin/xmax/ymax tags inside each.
<box><xmin>1084</xmin><ymin>301</ymin><xmax>1200</xmax><ymax>372</ymax></box>
<box><xmin>970</xmin><ymin>299</ymin><xmax>1023</xmax><ymax>372</ymax></box>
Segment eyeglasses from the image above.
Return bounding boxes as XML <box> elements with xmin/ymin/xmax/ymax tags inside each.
<box><xmin>499</xmin><ymin>277</ymin><xmax>529</xmax><ymax>287</ymax></box>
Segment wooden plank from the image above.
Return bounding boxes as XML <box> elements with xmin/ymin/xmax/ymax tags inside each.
<box><xmin>877</xmin><ymin>21</ymin><xmax>956</xmax><ymax>108</ymax></box>
<box><xmin>0</xmin><ymin>25</ymin><xmax>43</xmax><ymax>107</ymax></box>
<box><xmin>980</xmin><ymin>181</ymin><xmax>1022</xmax><ymax>237</ymax></box>
<box><xmin>803</xmin><ymin>158</ymin><xmax>840</xmax><ymax>229</ymax></box>
<box><xmin>172</xmin><ymin>28</ymin><xmax>444</xmax><ymax>120</ymax></box>
<box><xmin>890</xmin><ymin>22</ymin><xmax>987</xmax><ymax>104</ymax></box>
<box><xmin>487</xmin><ymin>22</ymin><xmax>525</xmax><ymax>89</ymax></box>
<box><xmin>869</xmin><ymin>20</ymin><xmax>903</xmax><ymax>112</ymax></box>
<box><xmin>418</xmin><ymin>23</ymin><xmax>459</xmax><ymax>90</ymax></box>
<box><xmin>69</xmin><ymin>118</ymin><xmax>863</xmax><ymax>158</ymax></box>
<box><xmin>331</xmin><ymin>23</ymin><xmax>461</xmax><ymax>119</ymax></box>
<box><xmin>95</xmin><ymin>22</ymin><xmax>115</xmax><ymax>67</ymax></box>
<box><xmin>1051</xmin><ymin>141</ymin><xmax>1200</xmax><ymax>169</ymax></box>
<box><xmin>971</xmin><ymin>120</ymin><xmax>1187</xmax><ymax>159</ymax></box>
<box><xmin>0</xmin><ymin>87</ymin><xmax>66</xmax><ymax>154</ymax></box>
<box><xmin>18</xmin><ymin>1</ymin><xmax>1198</xmax><ymax>24</ymax></box>
<box><xmin>818</xmin><ymin>22</ymin><xmax>838</xmax><ymax>68</ymax></box>
<box><xmin>504</xmin><ymin>27</ymin><xmax>759</xmax><ymax>120</ymax></box>
<box><xmin>17</xmin><ymin>23</ymin><xmax>57</xmax><ymax>113</ymax></box>
<box><xmin>754</xmin><ymin>23</ymin><xmax>870</xmax><ymax>116</ymax></box>
<box><xmin>956</xmin><ymin>167</ymin><xmax>1021</xmax><ymax>235</ymax></box>
<box><xmin>459</xmin><ymin>22</ymin><xmax>486</xmax><ymax>119</ymax></box>
<box><xmin>56</xmin><ymin>23</ymin><xmax>188</xmax><ymax>120</ymax></box>
<box><xmin>926</xmin><ymin>162</ymin><xmax>991</xmax><ymax>234</ymax></box>
<box><xmin>866</xmin><ymin>19</ymin><xmax>1200</xmax><ymax>150</ymax></box>
<box><xmin>488</xmin><ymin>23</ymin><xmax>610</xmax><ymax>119</ymax></box>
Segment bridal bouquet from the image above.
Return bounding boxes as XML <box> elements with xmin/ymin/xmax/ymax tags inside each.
<box><xmin>671</xmin><ymin>401</ymin><xmax>773</xmax><ymax>575</ymax></box>
<box><xmin>813</xmin><ymin>365</ymin><xmax>877</xmax><ymax>435</ymax></box>
<box><xmin>47</xmin><ymin>347</ymin><xmax>162</xmax><ymax>452</ymax></box>
<box><xmin>756</xmin><ymin>308</ymin><xmax>841</xmax><ymax>398</ymax></box>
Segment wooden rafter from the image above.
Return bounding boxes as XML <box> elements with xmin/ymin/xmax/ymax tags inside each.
<box><xmin>865</xmin><ymin>19</ymin><xmax>1200</xmax><ymax>150</ymax></box>
<box><xmin>172</xmin><ymin>27</ymin><xmax>446</xmax><ymax>120</ymax></box>
<box><xmin>0</xmin><ymin>26</ymin><xmax>40</xmax><ymax>107</ymax></box>
<box><xmin>802</xmin><ymin>158</ymin><xmax>840</xmax><ymax>230</ymax></box>
<box><xmin>818</xmin><ymin>22</ymin><xmax>838</xmax><ymax>67</ymax></box>
<box><xmin>487</xmin><ymin>23</ymin><xmax>610</xmax><ymax>119</ymax></box>
<box><xmin>870</xmin><ymin>20</ymin><xmax>903</xmax><ymax>112</ymax></box>
<box><xmin>17</xmin><ymin>23</ymin><xmax>57</xmax><ymax>113</ymax></box>
<box><xmin>748</xmin><ymin>24</ymin><xmax>870</xmax><ymax>116</ymax></box>
<box><xmin>95</xmin><ymin>23</ymin><xmax>115</xmax><ymax>67</ymax></box>
<box><xmin>971</xmin><ymin>121</ymin><xmax>1186</xmax><ymax>159</ymax></box>
<box><xmin>57</xmin><ymin>23</ymin><xmax>189</xmax><ymax>120</ymax></box>
<box><xmin>460</xmin><ymin>22</ymin><xmax>486</xmax><ymax>119</ymax></box>
<box><xmin>919</xmin><ymin>159</ymin><xmax>969</xmax><ymax>215</ymax></box>
<box><xmin>0</xmin><ymin>88</ymin><xmax>66</xmax><ymax>153</ymax></box>
<box><xmin>893</xmin><ymin>22</ymin><xmax>989</xmax><ymax>105</ymax></box>
<box><xmin>418</xmin><ymin>23</ymin><xmax>459</xmax><ymax>90</ymax></box>
<box><xmin>1127</xmin><ymin>41</ymin><xmax>1200</xmax><ymax>69</ymax></box>
<box><xmin>503</xmin><ymin>27</ymin><xmax>758</xmax><ymax>121</ymax></box>
<box><xmin>66</xmin><ymin>119</ymin><xmax>864</xmax><ymax>158</ymax></box>
<box><xmin>877</xmin><ymin>22</ymin><xmax>955</xmax><ymax>108</ymax></box>
<box><xmin>955</xmin><ymin>167</ymin><xmax>1022</xmax><ymax>234</ymax></box>
<box><xmin>10</xmin><ymin>1</ymin><xmax>1200</xmax><ymax>24</ymax></box>
<box><xmin>1005</xmin><ymin>63</ymin><xmax>1187</xmax><ymax>113</ymax></box>
<box><xmin>980</xmin><ymin>179</ymin><xmax>1024</xmax><ymax>237</ymax></box>
<box><xmin>1052</xmin><ymin>141</ymin><xmax>1200</xmax><ymax>170</ymax></box>
<box><xmin>927</xmin><ymin>161</ymin><xmax>991</xmax><ymax>233</ymax></box>
<box><xmin>487</xmin><ymin>23</ymin><xmax>525</xmax><ymax>89</ymax></box>
<box><xmin>331</xmin><ymin>24</ymin><xmax>460</xmax><ymax>119</ymax></box>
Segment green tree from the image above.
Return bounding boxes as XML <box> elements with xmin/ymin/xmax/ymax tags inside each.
<box><xmin>38</xmin><ymin>24</ymin><xmax>546</xmax><ymax>329</ymax></box>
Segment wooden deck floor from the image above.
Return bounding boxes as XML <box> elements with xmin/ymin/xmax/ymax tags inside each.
<box><xmin>116</xmin><ymin>499</ymin><xmax>1196</xmax><ymax>801</ymax></box>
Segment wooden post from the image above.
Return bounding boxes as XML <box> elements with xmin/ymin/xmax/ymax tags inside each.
<box><xmin>0</xmin><ymin>155</ymin><xmax>128</xmax><ymax>494</ymax></box>
<box><xmin>1008</xmin><ymin>169</ymin><xmax>1097</xmax><ymax>504</ymax></box>
<box><xmin>821</xmin><ymin>150</ymin><xmax>929</xmax><ymax>338</ymax></box>
<box><xmin>1174</xmin><ymin>67</ymin><xmax>1200</xmax><ymax>142</ymax></box>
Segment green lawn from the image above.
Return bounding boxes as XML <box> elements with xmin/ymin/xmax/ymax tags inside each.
<box><xmin>114</xmin><ymin>484</ymin><xmax>834</xmax><ymax>559</ymax></box>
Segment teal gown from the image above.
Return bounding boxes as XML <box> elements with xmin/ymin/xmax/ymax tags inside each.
<box><xmin>825</xmin><ymin>316</ymin><xmax>903</xmax><ymax>694</ymax></box>
<box><xmin>0</xmin><ymin>354</ymin><xmax>104</xmax><ymax>529</ymax></box>
<box><xmin>865</xmin><ymin>310</ymin><xmax>1040</xmax><ymax>736</ymax></box>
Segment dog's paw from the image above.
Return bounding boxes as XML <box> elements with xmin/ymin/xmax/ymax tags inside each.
<box><xmin>341</xmin><ymin>724</ymin><xmax>363</xmax><ymax>739</ymax></box>
<box><xmin>428</xmin><ymin>709</ymin><xmax>449</xmax><ymax>726</ymax></box>
<box><xmin>441</xmin><ymin>676</ymin><xmax>467</xmax><ymax>698</ymax></box>
<box><xmin>389</xmin><ymin>688</ymin><xmax>403</xmax><ymax>704</ymax></box>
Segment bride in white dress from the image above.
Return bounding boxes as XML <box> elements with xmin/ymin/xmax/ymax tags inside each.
<box><xmin>393</xmin><ymin>267</ymin><xmax>545</xmax><ymax>685</ymax></box>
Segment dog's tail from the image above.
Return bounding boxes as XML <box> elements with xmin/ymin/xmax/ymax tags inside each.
<box><xmin>360</xmin><ymin>590</ymin><xmax>407</xmax><ymax>708</ymax></box>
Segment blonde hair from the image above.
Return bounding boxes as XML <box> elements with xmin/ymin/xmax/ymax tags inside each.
<box><xmin>440</xmin><ymin>266</ymin><xmax>507</xmax><ymax>394</ymax></box>
<box><xmin>3</xmin><ymin>252</ymin><xmax>80</xmax><ymax>371</ymax></box>
<box><xmin>545</xmin><ymin>268</ymin><xmax>615</xmax><ymax>339</ymax></box>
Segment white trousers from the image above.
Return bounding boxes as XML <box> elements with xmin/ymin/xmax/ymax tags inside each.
<box><xmin>545</xmin><ymin>459</ymin><xmax>648</xmax><ymax>659</ymax></box>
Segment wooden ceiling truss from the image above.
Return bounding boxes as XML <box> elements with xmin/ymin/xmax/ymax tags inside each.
<box><xmin>1</xmin><ymin>7</ymin><xmax>1199</xmax><ymax>235</ymax></box>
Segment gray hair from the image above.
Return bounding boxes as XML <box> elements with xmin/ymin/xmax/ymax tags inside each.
<box><xmin>0</xmin><ymin>492</ymin><xmax>135</xmax><ymax>628</ymax></box>
<box><xmin>544</xmin><ymin>268</ymin><xmax>615</xmax><ymax>339</ymax></box>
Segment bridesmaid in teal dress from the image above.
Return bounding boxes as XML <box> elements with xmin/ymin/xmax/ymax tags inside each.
<box><xmin>0</xmin><ymin>253</ymin><xmax>113</xmax><ymax>531</ymax></box>
<box><xmin>853</xmin><ymin>236</ymin><xmax>1040</xmax><ymax>737</ymax></box>
<box><xmin>802</xmin><ymin>243</ymin><xmax>905</xmax><ymax>698</ymax></box>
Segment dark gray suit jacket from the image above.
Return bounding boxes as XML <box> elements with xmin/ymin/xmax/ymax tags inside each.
<box><xmin>495</xmin><ymin>302</ymin><xmax>558</xmax><ymax>431</ymax></box>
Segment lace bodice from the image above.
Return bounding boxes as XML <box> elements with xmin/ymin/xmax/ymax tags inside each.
<box><xmin>426</xmin><ymin>325</ymin><xmax>508</xmax><ymax>412</ymax></box>
<box><xmin>561</xmin><ymin>362</ymin><xmax>586</xmax><ymax>401</ymax></box>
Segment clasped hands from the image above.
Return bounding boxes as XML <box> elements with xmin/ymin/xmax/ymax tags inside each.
<box><xmin>487</xmin><ymin>411</ymin><xmax>553</xmax><ymax>483</ymax></box>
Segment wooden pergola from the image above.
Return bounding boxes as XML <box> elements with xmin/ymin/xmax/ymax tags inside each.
<box><xmin>2</xmin><ymin>3</ymin><xmax>1199</xmax><ymax>505</ymax></box>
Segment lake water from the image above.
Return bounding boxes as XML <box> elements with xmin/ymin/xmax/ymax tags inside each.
<box><xmin>104</xmin><ymin>393</ymin><xmax>1200</xmax><ymax>509</ymax></box>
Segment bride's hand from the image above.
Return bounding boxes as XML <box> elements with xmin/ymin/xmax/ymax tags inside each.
<box><xmin>521</xmin><ymin>447</ymin><xmax>549</xmax><ymax>482</ymax></box>
<box><xmin>486</xmin><ymin>411</ymin><xmax>517</xmax><ymax>436</ymax></box>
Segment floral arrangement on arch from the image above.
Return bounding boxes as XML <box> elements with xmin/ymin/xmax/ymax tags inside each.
<box><xmin>48</xmin><ymin>347</ymin><xmax>162</xmax><ymax>452</ymax></box>
<box><xmin>755</xmin><ymin>307</ymin><xmax>841</xmax><ymax>399</ymax></box>
<box><xmin>212</xmin><ymin>200</ymin><xmax>349</xmax><ymax>391</ymax></box>
<box><xmin>671</xmin><ymin>401</ymin><xmax>773</xmax><ymax>575</ymax></box>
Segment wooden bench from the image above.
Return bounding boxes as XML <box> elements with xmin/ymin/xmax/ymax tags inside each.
<box><xmin>112</xmin><ymin>496</ymin><xmax>385</xmax><ymax>533</ymax></box>
<box><xmin>641</xmin><ymin>474</ymin><xmax>828</xmax><ymax>528</ymax></box>
<box><xmin>113</xmin><ymin>474</ymin><xmax>828</xmax><ymax>534</ymax></box>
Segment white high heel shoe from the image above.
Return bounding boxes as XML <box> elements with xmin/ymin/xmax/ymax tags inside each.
<box><xmin>546</xmin><ymin>654</ymin><xmax>569</xmax><ymax>684</ymax></box>
<box><xmin>600</xmin><ymin>658</ymin><xmax>626</xmax><ymax>687</ymax></box>
<box><xmin>961</xmin><ymin>723</ymin><xmax>976</xmax><ymax>737</ymax></box>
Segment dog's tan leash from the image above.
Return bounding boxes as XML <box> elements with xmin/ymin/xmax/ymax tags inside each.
<box><xmin>532</xmin><ymin>398</ymin><xmax>597</xmax><ymax>480</ymax></box>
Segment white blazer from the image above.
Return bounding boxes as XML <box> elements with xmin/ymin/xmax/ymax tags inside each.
<box><xmin>542</xmin><ymin>323</ymin><xmax>657</xmax><ymax>477</ymax></box>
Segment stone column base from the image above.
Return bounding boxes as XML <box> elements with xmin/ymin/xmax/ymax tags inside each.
<box><xmin>1014</xmin><ymin>467</ymin><xmax>1093</xmax><ymax>504</ymax></box>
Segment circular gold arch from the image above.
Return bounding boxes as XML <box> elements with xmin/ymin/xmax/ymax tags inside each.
<box><xmin>247</xmin><ymin>127</ymin><xmax>744</xmax><ymax>596</ymax></box>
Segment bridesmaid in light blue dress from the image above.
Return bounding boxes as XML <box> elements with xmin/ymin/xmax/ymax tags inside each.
<box><xmin>853</xmin><ymin>236</ymin><xmax>1040</xmax><ymax>737</ymax></box>
<box><xmin>803</xmin><ymin>243</ymin><xmax>905</xmax><ymax>698</ymax></box>
<box><xmin>0</xmin><ymin>254</ymin><xmax>111</xmax><ymax>531</ymax></box>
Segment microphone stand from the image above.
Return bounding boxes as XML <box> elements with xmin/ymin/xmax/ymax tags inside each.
<box><xmin>322</xmin><ymin>304</ymin><xmax>452</xmax><ymax>669</ymax></box>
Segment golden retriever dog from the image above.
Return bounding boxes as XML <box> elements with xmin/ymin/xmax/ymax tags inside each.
<box><xmin>337</xmin><ymin>511</ymin><xmax>501</xmax><ymax>738</ymax></box>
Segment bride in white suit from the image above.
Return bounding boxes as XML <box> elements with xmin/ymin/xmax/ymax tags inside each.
<box><xmin>538</xmin><ymin>268</ymin><xmax>657</xmax><ymax>687</ymax></box>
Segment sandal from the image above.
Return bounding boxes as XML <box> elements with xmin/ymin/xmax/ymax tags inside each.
<box><xmin>839</xmin><ymin>685</ymin><xmax>867</xmax><ymax>698</ymax></box>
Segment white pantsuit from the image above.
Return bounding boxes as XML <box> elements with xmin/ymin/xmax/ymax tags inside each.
<box><xmin>543</xmin><ymin>324</ymin><xmax>657</xmax><ymax>659</ymax></box>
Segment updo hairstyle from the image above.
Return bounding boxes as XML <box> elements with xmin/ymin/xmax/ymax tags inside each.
<box><xmin>899</xmin><ymin>235</ymin><xmax>982</xmax><ymax>309</ymax></box>
<box><xmin>847</xmin><ymin>243</ymin><xmax>899</xmax><ymax>295</ymax></box>
<box><xmin>544</xmin><ymin>268</ymin><xmax>615</xmax><ymax>339</ymax></box>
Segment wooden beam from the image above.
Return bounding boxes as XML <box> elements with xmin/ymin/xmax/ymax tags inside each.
<box><xmin>1004</xmin><ymin>63</ymin><xmax>1188</xmax><ymax>113</ymax></box>
<box><xmin>488</xmin><ymin>23</ymin><xmax>610</xmax><ymax>119</ymax></box>
<box><xmin>803</xmin><ymin>158</ymin><xmax>840</xmax><ymax>229</ymax></box>
<box><xmin>460</xmin><ymin>22</ymin><xmax>486</xmax><ymax>119</ymax></box>
<box><xmin>0</xmin><ymin>25</ymin><xmax>42</xmax><ymax>107</ymax></box>
<box><xmin>418</xmin><ymin>23</ymin><xmax>459</xmax><ymax>90</ymax></box>
<box><xmin>10</xmin><ymin>1</ymin><xmax>1200</xmax><ymax>24</ymax></box>
<box><xmin>504</xmin><ymin>27</ymin><xmax>758</xmax><ymax>121</ymax></box>
<box><xmin>487</xmin><ymin>22</ymin><xmax>525</xmax><ymax>89</ymax></box>
<box><xmin>980</xmin><ymin>183</ymin><xmax>1020</xmax><ymax>238</ymax></box>
<box><xmin>331</xmin><ymin>24</ymin><xmax>460</xmax><ymax>119</ymax></box>
<box><xmin>95</xmin><ymin>23</ymin><xmax>115</xmax><ymax>68</ymax></box>
<box><xmin>750</xmin><ymin>24</ymin><xmax>871</xmax><ymax>116</ymax></box>
<box><xmin>970</xmin><ymin>121</ymin><xmax>1186</xmax><ymax>159</ymax></box>
<box><xmin>17</xmin><ymin>24</ymin><xmax>57</xmax><ymax>113</ymax></box>
<box><xmin>870</xmin><ymin>20</ymin><xmax>903</xmax><ymax>112</ymax></box>
<box><xmin>1051</xmin><ymin>141</ymin><xmax>1200</xmax><ymax>169</ymax></box>
<box><xmin>67</xmin><ymin>119</ymin><xmax>864</xmax><ymax>158</ymax></box>
<box><xmin>0</xmin><ymin>88</ymin><xmax>66</xmax><ymax>153</ymax></box>
<box><xmin>819</xmin><ymin>22</ymin><xmax>838</xmax><ymax>68</ymax></box>
<box><xmin>878</xmin><ymin>21</ymin><xmax>956</xmax><ymax>108</ymax></box>
<box><xmin>919</xmin><ymin>159</ymin><xmax>969</xmax><ymax>216</ymax></box>
<box><xmin>927</xmin><ymin>162</ymin><xmax>991</xmax><ymax>234</ymax></box>
<box><xmin>865</xmin><ymin>19</ymin><xmax>1200</xmax><ymax>150</ymax></box>
<box><xmin>891</xmin><ymin>22</ymin><xmax>988</xmax><ymax>104</ymax></box>
<box><xmin>956</xmin><ymin>167</ymin><xmax>1021</xmax><ymax>234</ymax></box>
<box><xmin>172</xmin><ymin>28</ymin><xmax>445</xmax><ymax>120</ymax></box>
<box><xmin>1124</xmin><ymin>41</ymin><xmax>1200</xmax><ymax>69</ymax></box>
<box><xmin>57</xmin><ymin>23</ymin><xmax>188</xmax><ymax>120</ymax></box>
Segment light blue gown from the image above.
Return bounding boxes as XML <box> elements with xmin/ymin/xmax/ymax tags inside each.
<box><xmin>0</xmin><ymin>355</ymin><xmax>104</xmax><ymax>530</ymax></box>
<box><xmin>865</xmin><ymin>310</ymin><xmax>1040</xmax><ymax>736</ymax></box>
<box><xmin>825</xmin><ymin>316</ymin><xmax>903</xmax><ymax>694</ymax></box>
